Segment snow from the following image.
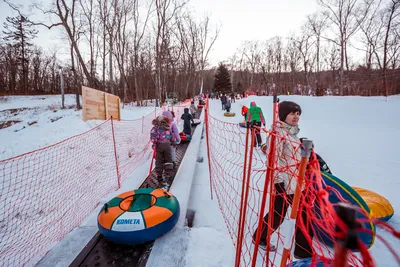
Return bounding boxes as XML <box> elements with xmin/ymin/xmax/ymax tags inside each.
<box><xmin>0</xmin><ymin>95</ymin><xmax>159</xmax><ymax>160</ymax></box>
<box><xmin>184</xmin><ymin>128</ymin><xmax>236</xmax><ymax>267</ymax></box>
<box><xmin>204</xmin><ymin>95</ymin><xmax>400</xmax><ymax>266</ymax></box>
<box><xmin>1</xmin><ymin>94</ymin><xmax>400</xmax><ymax>267</ymax></box>
<box><xmin>146</xmin><ymin>110</ymin><xmax>206</xmax><ymax>266</ymax></box>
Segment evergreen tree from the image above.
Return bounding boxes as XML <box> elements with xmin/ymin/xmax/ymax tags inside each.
<box><xmin>213</xmin><ymin>63</ymin><xmax>232</xmax><ymax>93</ymax></box>
<box><xmin>3</xmin><ymin>15</ymin><xmax>38</xmax><ymax>93</ymax></box>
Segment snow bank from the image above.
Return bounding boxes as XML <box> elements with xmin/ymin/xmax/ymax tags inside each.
<box><xmin>146</xmin><ymin>110</ymin><xmax>205</xmax><ymax>267</ymax></box>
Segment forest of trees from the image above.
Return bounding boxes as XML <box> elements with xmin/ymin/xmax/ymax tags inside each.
<box><xmin>0</xmin><ymin>0</ymin><xmax>399</xmax><ymax>107</ymax></box>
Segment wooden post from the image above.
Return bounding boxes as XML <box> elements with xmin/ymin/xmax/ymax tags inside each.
<box><xmin>105</xmin><ymin>94</ymin><xmax>109</xmax><ymax>120</ymax></box>
<box><xmin>117</xmin><ymin>97</ymin><xmax>121</xmax><ymax>120</ymax></box>
<box><xmin>82</xmin><ymin>86</ymin><xmax>87</xmax><ymax>121</ymax></box>
<box><xmin>279</xmin><ymin>139</ymin><xmax>313</xmax><ymax>267</ymax></box>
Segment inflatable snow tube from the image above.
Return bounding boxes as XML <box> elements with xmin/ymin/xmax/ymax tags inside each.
<box><xmin>191</xmin><ymin>118</ymin><xmax>201</xmax><ymax>126</ymax></box>
<box><xmin>312</xmin><ymin>172</ymin><xmax>376</xmax><ymax>250</ymax></box>
<box><xmin>260</xmin><ymin>143</ymin><xmax>268</xmax><ymax>154</ymax></box>
<box><xmin>179</xmin><ymin>132</ymin><xmax>192</xmax><ymax>143</ymax></box>
<box><xmin>289</xmin><ymin>258</ymin><xmax>331</xmax><ymax>267</ymax></box>
<box><xmin>239</xmin><ymin>120</ymin><xmax>247</xmax><ymax>128</ymax></box>
<box><xmin>224</xmin><ymin>112</ymin><xmax>235</xmax><ymax>117</ymax></box>
<box><xmin>352</xmin><ymin>186</ymin><xmax>394</xmax><ymax>222</ymax></box>
<box><xmin>289</xmin><ymin>258</ymin><xmax>354</xmax><ymax>267</ymax></box>
<box><xmin>98</xmin><ymin>188</ymin><xmax>180</xmax><ymax>245</ymax></box>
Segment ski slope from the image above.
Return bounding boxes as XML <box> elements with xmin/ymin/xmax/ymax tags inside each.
<box><xmin>202</xmin><ymin>95</ymin><xmax>400</xmax><ymax>266</ymax></box>
<box><xmin>1</xmin><ymin>94</ymin><xmax>399</xmax><ymax>266</ymax></box>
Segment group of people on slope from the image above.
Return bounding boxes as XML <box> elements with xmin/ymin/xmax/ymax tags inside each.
<box><xmin>150</xmin><ymin>106</ymin><xmax>195</xmax><ymax>187</ymax></box>
<box><xmin>220</xmin><ymin>93</ymin><xmax>236</xmax><ymax>113</ymax></box>
<box><xmin>151</xmin><ymin>96</ymin><xmax>327</xmax><ymax>259</ymax></box>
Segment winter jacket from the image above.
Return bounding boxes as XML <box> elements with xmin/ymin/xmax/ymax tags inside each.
<box><xmin>247</xmin><ymin>102</ymin><xmax>265</xmax><ymax>124</ymax></box>
<box><xmin>220</xmin><ymin>95</ymin><xmax>228</xmax><ymax>104</ymax></box>
<box><xmin>225</xmin><ymin>100</ymin><xmax>231</xmax><ymax>109</ymax></box>
<box><xmin>150</xmin><ymin>115</ymin><xmax>173</xmax><ymax>144</ymax></box>
<box><xmin>189</xmin><ymin>104</ymin><xmax>197</xmax><ymax>115</ymax></box>
<box><xmin>241</xmin><ymin>106</ymin><xmax>249</xmax><ymax>116</ymax></box>
<box><xmin>269</xmin><ymin>121</ymin><xmax>302</xmax><ymax>194</ymax></box>
<box><xmin>181</xmin><ymin>108</ymin><xmax>194</xmax><ymax>135</ymax></box>
<box><xmin>162</xmin><ymin>111</ymin><xmax>181</xmax><ymax>142</ymax></box>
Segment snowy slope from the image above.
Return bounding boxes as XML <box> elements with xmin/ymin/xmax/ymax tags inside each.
<box><xmin>2</xmin><ymin>95</ymin><xmax>400</xmax><ymax>266</ymax></box>
<box><xmin>0</xmin><ymin>95</ymin><xmax>158</xmax><ymax>160</ymax></box>
<box><xmin>202</xmin><ymin>95</ymin><xmax>400</xmax><ymax>266</ymax></box>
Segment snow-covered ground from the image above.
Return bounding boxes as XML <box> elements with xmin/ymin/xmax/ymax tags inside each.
<box><xmin>205</xmin><ymin>95</ymin><xmax>400</xmax><ymax>266</ymax></box>
<box><xmin>1</xmin><ymin>94</ymin><xmax>400</xmax><ymax>266</ymax></box>
<box><xmin>0</xmin><ymin>95</ymin><xmax>158</xmax><ymax>160</ymax></box>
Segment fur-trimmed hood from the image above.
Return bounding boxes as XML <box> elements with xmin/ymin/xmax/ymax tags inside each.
<box><xmin>152</xmin><ymin>115</ymin><xmax>170</xmax><ymax>130</ymax></box>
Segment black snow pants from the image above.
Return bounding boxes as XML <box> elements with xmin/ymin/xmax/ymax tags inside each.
<box><xmin>155</xmin><ymin>142</ymin><xmax>173</xmax><ymax>177</ymax></box>
<box><xmin>253</xmin><ymin>182</ymin><xmax>313</xmax><ymax>258</ymax></box>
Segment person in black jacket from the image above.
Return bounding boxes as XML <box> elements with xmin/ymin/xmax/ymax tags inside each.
<box><xmin>181</xmin><ymin>108</ymin><xmax>194</xmax><ymax>136</ymax></box>
<box><xmin>220</xmin><ymin>93</ymin><xmax>227</xmax><ymax>110</ymax></box>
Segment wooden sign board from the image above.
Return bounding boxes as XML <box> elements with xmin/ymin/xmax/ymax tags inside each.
<box><xmin>82</xmin><ymin>86</ymin><xmax>121</xmax><ymax>121</ymax></box>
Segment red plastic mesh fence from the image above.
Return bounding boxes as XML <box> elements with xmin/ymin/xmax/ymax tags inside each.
<box><xmin>0</xmin><ymin>106</ymin><xmax>175</xmax><ymax>266</ymax></box>
<box><xmin>205</xmin><ymin>98</ymin><xmax>400</xmax><ymax>267</ymax></box>
<box><xmin>0</xmin><ymin>100</ymin><xmax>194</xmax><ymax>266</ymax></box>
<box><xmin>115</xmin><ymin>110</ymin><xmax>156</xmax><ymax>183</ymax></box>
<box><xmin>0</xmin><ymin>120</ymin><xmax>119</xmax><ymax>267</ymax></box>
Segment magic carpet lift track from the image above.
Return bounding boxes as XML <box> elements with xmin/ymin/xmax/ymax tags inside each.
<box><xmin>69</xmin><ymin>108</ymin><xmax>203</xmax><ymax>267</ymax></box>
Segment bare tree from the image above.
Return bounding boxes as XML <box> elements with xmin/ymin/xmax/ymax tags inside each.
<box><xmin>153</xmin><ymin>0</ymin><xmax>186</xmax><ymax>106</ymax></box>
<box><xmin>130</xmin><ymin>0</ymin><xmax>154</xmax><ymax>106</ymax></box>
<box><xmin>31</xmin><ymin>0</ymin><xmax>100</xmax><ymax>88</ymax></box>
<box><xmin>381</xmin><ymin>0</ymin><xmax>400</xmax><ymax>95</ymax></box>
<box><xmin>197</xmin><ymin>14</ymin><xmax>219</xmax><ymax>94</ymax></box>
<box><xmin>79</xmin><ymin>0</ymin><xmax>97</xmax><ymax>79</ymax></box>
<box><xmin>307</xmin><ymin>12</ymin><xmax>327</xmax><ymax>90</ymax></box>
<box><xmin>177</xmin><ymin>11</ymin><xmax>198</xmax><ymax>98</ymax></box>
<box><xmin>318</xmin><ymin>0</ymin><xmax>373</xmax><ymax>95</ymax></box>
<box><xmin>241</xmin><ymin>40</ymin><xmax>262</xmax><ymax>86</ymax></box>
<box><xmin>290</xmin><ymin>25</ymin><xmax>315</xmax><ymax>90</ymax></box>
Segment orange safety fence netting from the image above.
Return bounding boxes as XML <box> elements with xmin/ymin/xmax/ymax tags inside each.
<box><xmin>205</xmin><ymin>98</ymin><xmax>400</xmax><ymax>267</ymax></box>
<box><xmin>0</xmin><ymin>101</ymin><xmax>192</xmax><ymax>267</ymax></box>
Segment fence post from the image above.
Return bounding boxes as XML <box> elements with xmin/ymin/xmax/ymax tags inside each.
<box><xmin>142</xmin><ymin>116</ymin><xmax>144</xmax><ymax>134</ymax></box>
<box><xmin>251</xmin><ymin>95</ymin><xmax>280</xmax><ymax>266</ymax></box>
<box><xmin>110</xmin><ymin>117</ymin><xmax>121</xmax><ymax>188</ymax></box>
<box><xmin>279</xmin><ymin>139</ymin><xmax>313</xmax><ymax>267</ymax></box>
<box><xmin>235</xmin><ymin>126</ymin><xmax>256</xmax><ymax>267</ymax></box>
<box><xmin>204</xmin><ymin>97</ymin><xmax>213</xmax><ymax>200</ymax></box>
<box><xmin>332</xmin><ymin>203</ymin><xmax>359</xmax><ymax>267</ymax></box>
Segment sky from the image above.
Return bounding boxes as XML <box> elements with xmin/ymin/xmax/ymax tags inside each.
<box><xmin>0</xmin><ymin>0</ymin><xmax>343</xmax><ymax>67</ymax></box>
<box><xmin>188</xmin><ymin>0</ymin><xmax>319</xmax><ymax>65</ymax></box>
